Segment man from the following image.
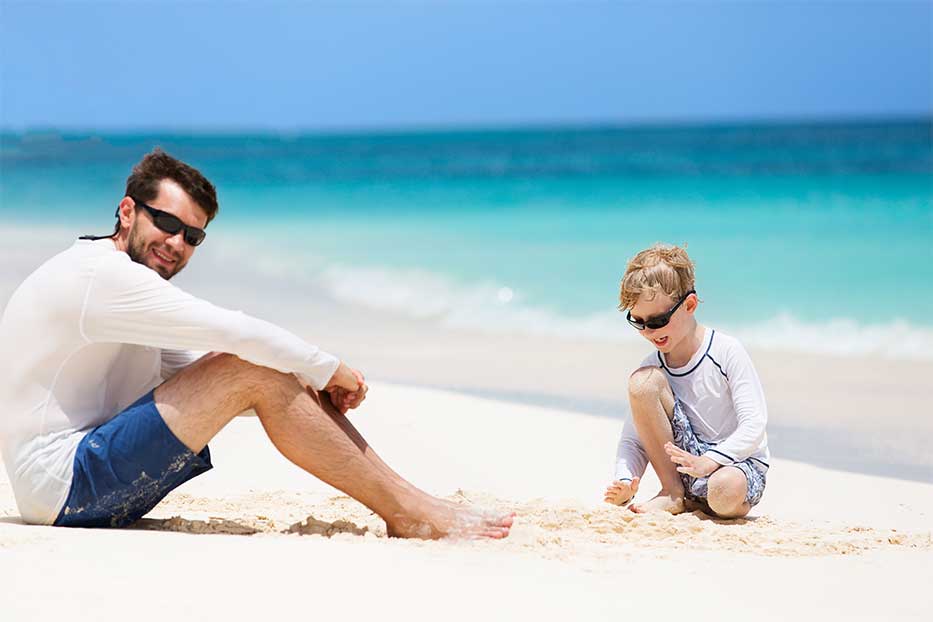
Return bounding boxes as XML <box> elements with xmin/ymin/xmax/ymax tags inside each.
<box><xmin>0</xmin><ymin>149</ymin><xmax>512</xmax><ymax>538</ymax></box>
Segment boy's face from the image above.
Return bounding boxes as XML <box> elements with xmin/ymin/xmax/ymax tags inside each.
<box><xmin>629</xmin><ymin>290</ymin><xmax>697</xmax><ymax>354</ymax></box>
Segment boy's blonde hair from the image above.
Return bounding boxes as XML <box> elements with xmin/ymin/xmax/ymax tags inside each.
<box><xmin>618</xmin><ymin>243</ymin><xmax>696</xmax><ymax>311</ymax></box>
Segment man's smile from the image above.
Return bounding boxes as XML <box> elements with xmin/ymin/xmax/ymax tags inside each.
<box><xmin>151</xmin><ymin>247</ymin><xmax>178</xmax><ymax>267</ymax></box>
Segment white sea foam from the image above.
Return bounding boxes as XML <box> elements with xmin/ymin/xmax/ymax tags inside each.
<box><xmin>311</xmin><ymin>261</ymin><xmax>933</xmax><ymax>361</ymax></box>
<box><xmin>314</xmin><ymin>262</ymin><xmax>628</xmax><ymax>337</ymax></box>
<box><xmin>734</xmin><ymin>313</ymin><xmax>933</xmax><ymax>361</ymax></box>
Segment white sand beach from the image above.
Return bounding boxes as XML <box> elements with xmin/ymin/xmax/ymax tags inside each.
<box><xmin>2</xmin><ymin>381</ymin><xmax>931</xmax><ymax>621</ymax></box>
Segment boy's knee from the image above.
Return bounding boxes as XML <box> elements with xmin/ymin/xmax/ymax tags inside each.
<box><xmin>707</xmin><ymin>467</ymin><xmax>748</xmax><ymax>517</ymax></box>
<box><xmin>628</xmin><ymin>367</ymin><xmax>668</xmax><ymax>401</ymax></box>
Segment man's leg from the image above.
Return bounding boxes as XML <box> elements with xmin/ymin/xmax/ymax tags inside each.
<box><xmin>626</xmin><ymin>367</ymin><xmax>686</xmax><ymax>514</ymax></box>
<box><xmin>154</xmin><ymin>353</ymin><xmax>513</xmax><ymax>539</ymax></box>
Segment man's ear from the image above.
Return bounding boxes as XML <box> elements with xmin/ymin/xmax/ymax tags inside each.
<box><xmin>116</xmin><ymin>197</ymin><xmax>136</xmax><ymax>232</ymax></box>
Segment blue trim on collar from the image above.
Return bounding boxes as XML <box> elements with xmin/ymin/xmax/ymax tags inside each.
<box><xmin>659</xmin><ymin>329</ymin><xmax>717</xmax><ymax>377</ymax></box>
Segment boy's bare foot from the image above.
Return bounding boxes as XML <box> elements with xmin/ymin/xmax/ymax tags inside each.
<box><xmin>385</xmin><ymin>498</ymin><xmax>514</xmax><ymax>540</ymax></box>
<box><xmin>630</xmin><ymin>492</ymin><xmax>685</xmax><ymax>515</ymax></box>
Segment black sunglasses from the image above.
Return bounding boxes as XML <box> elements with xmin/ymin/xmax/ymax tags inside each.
<box><xmin>130</xmin><ymin>197</ymin><xmax>207</xmax><ymax>246</ymax></box>
<box><xmin>626</xmin><ymin>289</ymin><xmax>696</xmax><ymax>331</ymax></box>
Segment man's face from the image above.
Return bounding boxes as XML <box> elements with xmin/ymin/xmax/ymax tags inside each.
<box><xmin>126</xmin><ymin>179</ymin><xmax>208</xmax><ymax>280</ymax></box>
<box><xmin>629</xmin><ymin>290</ymin><xmax>696</xmax><ymax>354</ymax></box>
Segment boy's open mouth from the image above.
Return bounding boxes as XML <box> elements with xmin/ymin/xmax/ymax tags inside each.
<box><xmin>653</xmin><ymin>336</ymin><xmax>669</xmax><ymax>347</ymax></box>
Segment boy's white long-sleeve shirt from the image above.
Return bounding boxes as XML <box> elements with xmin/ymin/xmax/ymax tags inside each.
<box><xmin>0</xmin><ymin>238</ymin><xmax>340</xmax><ymax>524</ymax></box>
<box><xmin>615</xmin><ymin>328</ymin><xmax>770</xmax><ymax>481</ymax></box>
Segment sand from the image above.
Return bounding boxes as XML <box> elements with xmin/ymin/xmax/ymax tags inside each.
<box><xmin>2</xmin><ymin>383</ymin><xmax>932</xmax><ymax>621</ymax></box>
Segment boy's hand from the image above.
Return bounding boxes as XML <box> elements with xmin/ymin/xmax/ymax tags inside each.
<box><xmin>604</xmin><ymin>476</ymin><xmax>640</xmax><ymax>505</ymax></box>
<box><xmin>665</xmin><ymin>442</ymin><xmax>719</xmax><ymax>478</ymax></box>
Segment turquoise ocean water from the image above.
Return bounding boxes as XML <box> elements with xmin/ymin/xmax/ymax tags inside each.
<box><xmin>2</xmin><ymin>120</ymin><xmax>931</xmax><ymax>358</ymax></box>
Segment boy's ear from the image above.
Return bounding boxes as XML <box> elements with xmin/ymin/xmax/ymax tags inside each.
<box><xmin>685</xmin><ymin>293</ymin><xmax>699</xmax><ymax>314</ymax></box>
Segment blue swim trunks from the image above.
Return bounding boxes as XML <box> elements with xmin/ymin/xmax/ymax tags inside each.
<box><xmin>669</xmin><ymin>399</ymin><xmax>768</xmax><ymax>508</ymax></box>
<box><xmin>54</xmin><ymin>390</ymin><xmax>213</xmax><ymax>528</ymax></box>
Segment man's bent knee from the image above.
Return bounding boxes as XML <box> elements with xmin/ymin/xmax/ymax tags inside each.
<box><xmin>162</xmin><ymin>352</ymin><xmax>298</xmax><ymax>406</ymax></box>
<box><xmin>205</xmin><ymin>353</ymin><xmax>295</xmax><ymax>384</ymax></box>
<box><xmin>154</xmin><ymin>353</ymin><xmax>307</xmax><ymax>452</ymax></box>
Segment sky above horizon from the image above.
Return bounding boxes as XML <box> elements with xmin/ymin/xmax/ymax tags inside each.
<box><xmin>1</xmin><ymin>1</ymin><xmax>931</xmax><ymax>131</ymax></box>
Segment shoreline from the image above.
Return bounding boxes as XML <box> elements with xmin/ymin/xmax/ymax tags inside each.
<box><xmin>402</xmin><ymin>383</ymin><xmax>933</xmax><ymax>484</ymax></box>
<box><xmin>296</xmin><ymin>308</ymin><xmax>933</xmax><ymax>484</ymax></box>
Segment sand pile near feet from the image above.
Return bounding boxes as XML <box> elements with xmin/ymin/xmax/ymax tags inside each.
<box><xmin>135</xmin><ymin>489</ymin><xmax>932</xmax><ymax>562</ymax></box>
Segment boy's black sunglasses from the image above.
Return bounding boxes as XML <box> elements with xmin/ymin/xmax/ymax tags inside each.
<box><xmin>626</xmin><ymin>290</ymin><xmax>696</xmax><ymax>331</ymax></box>
<box><xmin>129</xmin><ymin>197</ymin><xmax>207</xmax><ymax>246</ymax></box>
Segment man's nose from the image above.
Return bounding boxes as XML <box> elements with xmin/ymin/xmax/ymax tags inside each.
<box><xmin>165</xmin><ymin>231</ymin><xmax>186</xmax><ymax>252</ymax></box>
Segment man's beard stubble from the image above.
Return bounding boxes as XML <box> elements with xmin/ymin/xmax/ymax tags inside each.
<box><xmin>126</xmin><ymin>223</ymin><xmax>183</xmax><ymax>280</ymax></box>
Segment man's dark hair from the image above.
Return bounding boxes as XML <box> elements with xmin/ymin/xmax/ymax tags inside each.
<box><xmin>81</xmin><ymin>149</ymin><xmax>219</xmax><ymax>242</ymax></box>
<box><xmin>125</xmin><ymin>148</ymin><xmax>219</xmax><ymax>223</ymax></box>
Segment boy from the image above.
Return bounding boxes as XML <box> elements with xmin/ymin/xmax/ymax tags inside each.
<box><xmin>604</xmin><ymin>244</ymin><xmax>769</xmax><ymax>518</ymax></box>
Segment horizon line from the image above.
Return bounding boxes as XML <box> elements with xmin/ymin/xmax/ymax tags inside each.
<box><xmin>2</xmin><ymin>112</ymin><xmax>931</xmax><ymax>138</ymax></box>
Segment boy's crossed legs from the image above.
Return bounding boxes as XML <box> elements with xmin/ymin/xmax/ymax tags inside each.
<box><xmin>625</xmin><ymin>366</ymin><xmax>751</xmax><ymax>518</ymax></box>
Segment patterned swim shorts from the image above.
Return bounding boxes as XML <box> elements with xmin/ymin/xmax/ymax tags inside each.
<box><xmin>669</xmin><ymin>399</ymin><xmax>768</xmax><ymax>508</ymax></box>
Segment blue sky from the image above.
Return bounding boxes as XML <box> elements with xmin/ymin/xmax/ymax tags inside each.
<box><xmin>1</xmin><ymin>1</ymin><xmax>930</xmax><ymax>130</ymax></box>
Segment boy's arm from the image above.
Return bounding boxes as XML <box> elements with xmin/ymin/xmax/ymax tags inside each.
<box><xmin>80</xmin><ymin>254</ymin><xmax>341</xmax><ymax>390</ymax></box>
<box><xmin>614</xmin><ymin>417</ymin><xmax>649</xmax><ymax>481</ymax></box>
<box><xmin>702</xmin><ymin>340</ymin><xmax>768</xmax><ymax>466</ymax></box>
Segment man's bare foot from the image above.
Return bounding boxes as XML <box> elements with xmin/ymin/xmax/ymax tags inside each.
<box><xmin>385</xmin><ymin>498</ymin><xmax>514</xmax><ymax>540</ymax></box>
<box><xmin>630</xmin><ymin>492</ymin><xmax>685</xmax><ymax>515</ymax></box>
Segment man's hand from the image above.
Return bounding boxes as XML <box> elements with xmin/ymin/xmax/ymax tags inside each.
<box><xmin>665</xmin><ymin>442</ymin><xmax>719</xmax><ymax>478</ymax></box>
<box><xmin>604</xmin><ymin>476</ymin><xmax>640</xmax><ymax>506</ymax></box>
<box><xmin>324</xmin><ymin>362</ymin><xmax>368</xmax><ymax>415</ymax></box>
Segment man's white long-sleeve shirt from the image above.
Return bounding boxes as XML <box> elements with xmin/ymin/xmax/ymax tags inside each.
<box><xmin>0</xmin><ymin>238</ymin><xmax>340</xmax><ymax>524</ymax></box>
<box><xmin>615</xmin><ymin>328</ymin><xmax>770</xmax><ymax>481</ymax></box>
